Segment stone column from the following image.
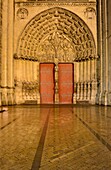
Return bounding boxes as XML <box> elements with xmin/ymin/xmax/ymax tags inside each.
<box><xmin>30</xmin><ymin>61</ymin><xmax>32</xmax><ymax>81</ymax></box>
<box><xmin>76</xmin><ymin>62</ymin><xmax>79</xmax><ymax>100</ymax></box>
<box><xmin>1</xmin><ymin>0</ymin><xmax>8</xmax><ymax>105</ymax></box>
<box><xmin>15</xmin><ymin>59</ymin><xmax>23</xmax><ymax>104</ymax></box>
<box><xmin>87</xmin><ymin>82</ymin><xmax>91</xmax><ymax>101</ymax></box>
<box><xmin>37</xmin><ymin>62</ymin><xmax>40</xmax><ymax>104</ymax></box>
<box><xmin>55</xmin><ymin>64</ymin><xmax>59</xmax><ymax>103</ymax></box>
<box><xmin>73</xmin><ymin>62</ymin><xmax>76</xmax><ymax>104</ymax></box>
<box><xmin>31</xmin><ymin>61</ymin><xmax>33</xmax><ymax>81</ymax></box>
<box><xmin>107</xmin><ymin>0</ymin><xmax>111</xmax><ymax>105</ymax></box>
<box><xmin>21</xmin><ymin>60</ymin><xmax>24</xmax><ymax>101</ymax></box>
<box><xmin>33</xmin><ymin>61</ymin><xmax>37</xmax><ymax>81</ymax></box>
<box><xmin>25</xmin><ymin>60</ymin><xmax>28</xmax><ymax>81</ymax></box>
<box><xmin>90</xmin><ymin>58</ymin><xmax>97</xmax><ymax>104</ymax></box>
<box><xmin>19</xmin><ymin>59</ymin><xmax>23</xmax><ymax>81</ymax></box>
<box><xmin>91</xmin><ymin>58</ymin><xmax>95</xmax><ymax>80</ymax></box>
<box><xmin>97</xmin><ymin>0</ymin><xmax>103</xmax><ymax>105</ymax></box>
<box><xmin>104</xmin><ymin>0</ymin><xmax>108</xmax><ymax>105</ymax></box>
<box><xmin>7</xmin><ymin>0</ymin><xmax>14</xmax><ymax>105</ymax></box>
<box><xmin>27</xmin><ymin>60</ymin><xmax>30</xmax><ymax>82</ymax></box>
<box><xmin>76</xmin><ymin>82</ymin><xmax>80</xmax><ymax>100</ymax></box>
<box><xmin>14</xmin><ymin>59</ymin><xmax>17</xmax><ymax>80</ymax></box>
<box><xmin>86</xmin><ymin>60</ymin><xmax>88</xmax><ymax>99</ymax></box>
<box><xmin>79</xmin><ymin>61</ymin><xmax>81</xmax><ymax>100</ymax></box>
<box><xmin>33</xmin><ymin>61</ymin><xmax>37</xmax><ymax>100</ymax></box>
<box><xmin>84</xmin><ymin>60</ymin><xmax>87</xmax><ymax>100</ymax></box>
<box><xmin>90</xmin><ymin>58</ymin><xmax>94</xmax><ymax>103</ymax></box>
<box><xmin>80</xmin><ymin>61</ymin><xmax>84</xmax><ymax>100</ymax></box>
<box><xmin>87</xmin><ymin>59</ymin><xmax>91</xmax><ymax>101</ymax></box>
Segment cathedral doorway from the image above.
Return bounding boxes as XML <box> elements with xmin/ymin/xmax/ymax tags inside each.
<box><xmin>40</xmin><ymin>63</ymin><xmax>74</xmax><ymax>104</ymax></box>
<box><xmin>15</xmin><ymin>7</ymin><xmax>96</xmax><ymax>105</ymax></box>
<box><xmin>40</xmin><ymin>63</ymin><xmax>55</xmax><ymax>104</ymax></box>
<box><xmin>58</xmin><ymin>63</ymin><xmax>74</xmax><ymax>104</ymax></box>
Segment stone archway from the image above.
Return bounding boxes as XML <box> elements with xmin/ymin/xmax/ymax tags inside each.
<box><xmin>14</xmin><ymin>7</ymin><xmax>96</xmax><ymax>104</ymax></box>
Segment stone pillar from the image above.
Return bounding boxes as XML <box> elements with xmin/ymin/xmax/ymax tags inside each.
<box><xmin>86</xmin><ymin>59</ymin><xmax>88</xmax><ymax>100</ymax></box>
<box><xmin>97</xmin><ymin>0</ymin><xmax>103</xmax><ymax>105</ymax></box>
<box><xmin>87</xmin><ymin>82</ymin><xmax>91</xmax><ymax>101</ymax></box>
<box><xmin>15</xmin><ymin>80</ymin><xmax>23</xmax><ymax>104</ymax></box>
<box><xmin>26</xmin><ymin>60</ymin><xmax>29</xmax><ymax>81</ymax></box>
<box><xmin>1</xmin><ymin>0</ymin><xmax>8</xmax><ymax>105</ymax></box>
<box><xmin>77</xmin><ymin>82</ymin><xmax>80</xmax><ymax>100</ymax></box>
<box><xmin>80</xmin><ymin>61</ymin><xmax>84</xmax><ymax>100</ymax></box>
<box><xmin>94</xmin><ymin>57</ymin><xmax>98</xmax><ymax>103</ymax></box>
<box><xmin>83</xmin><ymin>60</ymin><xmax>87</xmax><ymax>100</ymax></box>
<box><xmin>22</xmin><ymin>59</ymin><xmax>24</xmax><ymax>81</ymax></box>
<box><xmin>33</xmin><ymin>61</ymin><xmax>37</xmax><ymax>100</ymax></box>
<box><xmin>90</xmin><ymin>58</ymin><xmax>97</xmax><ymax>104</ymax></box>
<box><xmin>84</xmin><ymin>82</ymin><xmax>87</xmax><ymax>101</ymax></box>
<box><xmin>107</xmin><ymin>0</ymin><xmax>111</xmax><ymax>105</ymax></box>
<box><xmin>30</xmin><ymin>61</ymin><xmax>32</xmax><ymax>81</ymax></box>
<box><xmin>31</xmin><ymin>61</ymin><xmax>33</xmax><ymax>81</ymax></box>
<box><xmin>55</xmin><ymin>64</ymin><xmax>59</xmax><ymax>103</ymax></box>
<box><xmin>90</xmin><ymin>58</ymin><xmax>94</xmax><ymax>103</ymax></box>
<box><xmin>104</xmin><ymin>0</ymin><xmax>108</xmax><ymax>105</ymax></box>
<box><xmin>91</xmin><ymin>58</ymin><xmax>95</xmax><ymax>80</ymax></box>
<box><xmin>87</xmin><ymin>59</ymin><xmax>91</xmax><ymax>101</ymax></box>
<box><xmin>73</xmin><ymin>62</ymin><xmax>76</xmax><ymax>104</ymax></box>
<box><xmin>76</xmin><ymin>62</ymin><xmax>79</xmax><ymax>101</ymax></box>
<box><xmin>79</xmin><ymin>61</ymin><xmax>81</xmax><ymax>100</ymax></box>
<box><xmin>90</xmin><ymin>80</ymin><xmax>98</xmax><ymax>104</ymax></box>
<box><xmin>80</xmin><ymin>83</ymin><xmax>84</xmax><ymax>100</ymax></box>
<box><xmin>33</xmin><ymin>61</ymin><xmax>37</xmax><ymax>81</ymax></box>
<box><xmin>7</xmin><ymin>0</ymin><xmax>14</xmax><ymax>105</ymax></box>
<box><xmin>76</xmin><ymin>62</ymin><xmax>79</xmax><ymax>83</ymax></box>
<box><xmin>37</xmin><ymin>62</ymin><xmax>40</xmax><ymax>104</ymax></box>
<box><xmin>15</xmin><ymin>59</ymin><xmax>24</xmax><ymax>104</ymax></box>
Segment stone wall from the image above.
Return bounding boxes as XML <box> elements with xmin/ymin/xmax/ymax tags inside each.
<box><xmin>0</xmin><ymin>0</ymin><xmax>2</xmax><ymax>105</ymax></box>
<box><xmin>97</xmin><ymin>0</ymin><xmax>111</xmax><ymax>105</ymax></box>
<box><xmin>107</xmin><ymin>0</ymin><xmax>111</xmax><ymax>105</ymax></box>
<box><xmin>0</xmin><ymin>0</ymin><xmax>1</xmax><ymax>84</ymax></box>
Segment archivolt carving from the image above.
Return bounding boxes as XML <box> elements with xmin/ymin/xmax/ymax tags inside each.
<box><xmin>17</xmin><ymin>7</ymin><xmax>96</xmax><ymax>62</ymax></box>
<box><xmin>37</xmin><ymin>32</ymin><xmax>75</xmax><ymax>62</ymax></box>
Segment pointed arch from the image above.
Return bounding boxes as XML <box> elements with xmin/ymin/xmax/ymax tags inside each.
<box><xmin>16</xmin><ymin>7</ymin><xmax>96</xmax><ymax>62</ymax></box>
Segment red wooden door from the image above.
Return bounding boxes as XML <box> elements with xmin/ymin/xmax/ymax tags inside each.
<box><xmin>58</xmin><ymin>64</ymin><xmax>74</xmax><ymax>104</ymax></box>
<box><xmin>40</xmin><ymin>64</ymin><xmax>54</xmax><ymax>104</ymax></box>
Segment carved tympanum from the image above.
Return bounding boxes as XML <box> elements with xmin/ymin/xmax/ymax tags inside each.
<box><xmin>17</xmin><ymin>7</ymin><xmax>96</xmax><ymax>62</ymax></box>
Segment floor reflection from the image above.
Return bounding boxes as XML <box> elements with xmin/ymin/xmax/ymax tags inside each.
<box><xmin>0</xmin><ymin>105</ymin><xmax>111</xmax><ymax>170</ymax></box>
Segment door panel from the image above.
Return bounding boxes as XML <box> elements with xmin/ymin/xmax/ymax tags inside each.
<box><xmin>59</xmin><ymin>64</ymin><xmax>74</xmax><ymax>103</ymax></box>
<box><xmin>40</xmin><ymin>64</ymin><xmax>54</xmax><ymax>104</ymax></box>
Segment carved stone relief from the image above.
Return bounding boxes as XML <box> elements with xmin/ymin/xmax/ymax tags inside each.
<box><xmin>16</xmin><ymin>7</ymin><xmax>96</xmax><ymax>62</ymax></box>
<box><xmin>37</xmin><ymin>32</ymin><xmax>75</xmax><ymax>62</ymax></box>
<box><xmin>15</xmin><ymin>1</ymin><xmax>96</xmax><ymax>8</ymax></box>
<box><xmin>22</xmin><ymin>81</ymin><xmax>38</xmax><ymax>100</ymax></box>
<box><xmin>17</xmin><ymin>8</ymin><xmax>28</xmax><ymax>19</ymax></box>
<box><xmin>84</xmin><ymin>7</ymin><xmax>96</xmax><ymax>19</ymax></box>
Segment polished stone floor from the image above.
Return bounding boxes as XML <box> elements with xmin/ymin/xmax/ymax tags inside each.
<box><xmin>0</xmin><ymin>105</ymin><xmax>111</xmax><ymax>170</ymax></box>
